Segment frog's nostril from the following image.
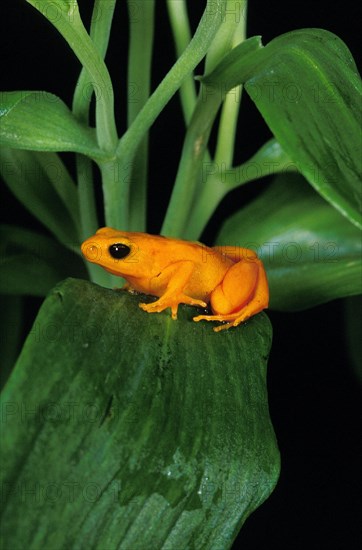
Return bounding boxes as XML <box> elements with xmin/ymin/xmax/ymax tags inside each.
<box><xmin>81</xmin><ymin>242</ymin><xmax>101</xmax><ymax>261</ymax></box>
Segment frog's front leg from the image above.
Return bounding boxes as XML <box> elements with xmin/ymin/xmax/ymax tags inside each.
<box><xmin>139</xmin><ymin>261</ymin><xmax>207</xmax><ymax>319</ymax></box>
<box><xmin>193</xmin><ymin>257</ymin><xmax>268</xmax><ymax>332</ymax></box>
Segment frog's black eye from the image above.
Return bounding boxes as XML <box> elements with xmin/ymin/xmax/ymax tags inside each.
<box><xmin>109</xmin><ymin>243</ymin><xmax>131</xmax><ymax>259</ymax></box>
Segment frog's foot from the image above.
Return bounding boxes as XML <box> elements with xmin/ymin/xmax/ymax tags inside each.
<box><xmin>193</xmin><ymin>308</ymin><xmax>254</xmax><ymax>332</ymax></box>
<box><xmin>140</xmin><ymin>295</ymin><xmax>207</xmax><ymax>320</ymax></box>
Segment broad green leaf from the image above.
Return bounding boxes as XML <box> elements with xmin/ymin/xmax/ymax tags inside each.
<box><xmin>202</xmin><ymin>29</ymin><xmax>362</xmax><ymax>229</ymax></box>
<box><xmin>0</xmin><ymin>295</ymin><xmax>23</xmax><ymax>389</ymax></box>
<box><xmin>0</xmin><ymin>225</ymin><xmax>87</xmax><ymax>296</ymax></box>
<box><xmin>1</xmin><ymin>278</ymin><xmax>279</xmax><ymax>549</ymax></box>
<box><xmin>0</xmin><ymin>91</ymin><xmax>106</xmax><ymax>160</ymax></box>
<box><xmin>217</xmin><ymin>174</ymin><xmax>362</xmax><ymax>311</ymax></box>
<box><xmin>0</xmin><ymin>148</ymin><xmax>80</xmax><ymax>247</ymax></box>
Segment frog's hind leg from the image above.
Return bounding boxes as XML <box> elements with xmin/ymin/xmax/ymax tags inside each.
<box><xmin>214</xmin><ymin>266</ymin><xmax>269</xmax><ymax>331</ymax></box>
<box><xmin>193</xmin><ymin>259</ymin><xmax>269</xmax><ymax>331</ymax></box>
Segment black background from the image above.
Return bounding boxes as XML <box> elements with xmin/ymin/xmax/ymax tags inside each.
<box><xmin>1</xmin><ymin>1</ymin><xmax>361</xmax><ymax>548</ymax></box>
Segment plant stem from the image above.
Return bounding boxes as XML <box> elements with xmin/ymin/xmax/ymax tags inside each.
<box><xmin>71</xmin><ymin>0</ymin><xmax>117</xmax><ymax>285</ymax></box>
<box><xmin>114</xmin><ymin>0</ymin><xmax>226</xmax><ymax>230</ymax></box>
<box><xmin>76</xmin><ymin>156</ymin><xmax>97</xmax><ymax>239</ymax></box>
<box><xmin>127</xmin><ymin>0</ymin><xmax>155</xmax><ymax>232</ymax></box>
<box><xmin>101</xmin><ymin>160</ymin><xmax>130</xmax><ymax>230</ymax></box>
<box><xmin>214</xmin><ymin>1</ymin><xmax>247</xmax><ymax>167</ymax></box>
<box><xmin>35</xmin><ymin>152</ymin><xmax>80</xmax><ymax>235</ymax></box>
<box><xmin>161</xmin><ymin>90</ymin><xmax>222</xmax><ymax>237</ymax></box>
<box><xmin>73</xmin><ymin>0</ymin><xmax>117</xmax><ymax>123</ymax></box>
<box><xmin>166</xmin><ymin>0</ymin><xmax>198</xmax><ymax>124</ymax></box>
<box><xmin>162</xmin><ymin>1</ymin><xmax>251</xmax><ymax>238</ymax></box>
<box><xmin>77</xmin><ymin>156</ymin><xmax>111</xmax><ymax>285</ymax></box>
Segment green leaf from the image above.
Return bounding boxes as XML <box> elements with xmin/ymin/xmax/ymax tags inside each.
<box><xmin>216</xmin><ymin>174</ymin><xmax>362</xmax><ymax>311</ymax></box>
<box><xmin>0</xmin><ymin>295</ymin><xmax>23</xmax><ymax>389</ymax></box>
<box><xmin>184</xmin><ymin>138</ymin><xmax>297</xmax><ymax>240</ymax></box>
<box><xmin>202</xmin><ymin>29</ymin><xmax>362</xmax><ymax>229</ymax></box>
<box><xmin>1</xmin><ymin>279</ymin><xmax>279</xmax><ymax>548</ymax></box>
<box><xmin>0</xmin><ymin>225</ymin><xmax>87</xmax><ymax>296</ymax></box>
<box><xmin>0</xmin><ymin>91</ymin><xmax>105</xmax><ymax>160</ymax></box>
<box><xmin>27</xmin><ymin>0</ymin><xmax>118</xmax><ymax>150</ymax></box>
<box><xmin>0</xmin><ymin>148</ymin><xmax>80</xmax><ymax>247</ymax></box>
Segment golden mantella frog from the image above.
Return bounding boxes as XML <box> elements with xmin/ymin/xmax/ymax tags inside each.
<box><xmin>81</xmin><ymin>228</ymin><xmax>269</xmax><ymax>332</ymax></box>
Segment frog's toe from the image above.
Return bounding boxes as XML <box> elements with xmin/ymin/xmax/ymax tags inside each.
<box><xmin>139</xmin><ymin>300</ymin><xmax>179</xmax><ymax>319</ymax></box>
<box><xmin>139</xmin><ymin>301</ymin><xmax>156</xmax><ymax>313</ymax></box>
<box><xmin>213</xmin><ymin>321</ymin><xmax>233</xmax><ymax>332</ymax></box>
<box><xmin>193</xmin><ymin>313</ymin><xmax>225</xmax><ymax>322</ymax></box>
<box><xmin>188</xmin><ymin>298</ymin><xmax>208</xmax><ymax>308</ymax></box>
<box><xmin>193</xmin><ymin>313</ymin><xmax>245</xmax><ymax>332</ymax></box>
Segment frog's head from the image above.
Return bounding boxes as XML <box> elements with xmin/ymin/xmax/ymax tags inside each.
<box><xmin>81</xmin><ymin>227</ymin><xmax>148</xmax><ymax>277</ymax></box>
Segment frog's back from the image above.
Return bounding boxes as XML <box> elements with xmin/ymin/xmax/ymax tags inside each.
<box><xmin>139</xmin><ymin>233</ymin><xmax>227</xmax><ymax>267</ymax></box>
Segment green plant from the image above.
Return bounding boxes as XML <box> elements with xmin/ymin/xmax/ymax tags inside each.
<box><xmin>1</xmin><ymin>1</ymin><xmax>361</xmax><ymax>548</ymax></box>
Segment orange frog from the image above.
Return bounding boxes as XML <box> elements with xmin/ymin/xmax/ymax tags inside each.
<box><xmin>81</xmin><ymin>228</ymin><xmax>269</xmax><ymax>332</ymax></box>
